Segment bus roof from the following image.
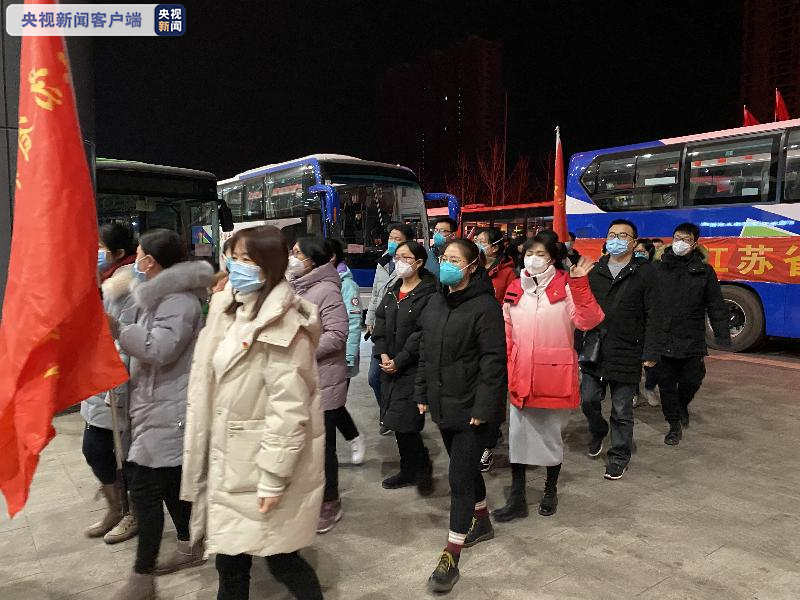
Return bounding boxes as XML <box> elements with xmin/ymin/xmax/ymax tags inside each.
<box><xmin>461</xmin><ymin>201</ymin><xmax>553</xmax><ymax>214</ymax></box>
<box><xmin>96</xmin><ymin>158</ymin><xmax>216</xmax><ymax>181</ymax></box>
<box><xmin>226</xmin><ymin>154</ymin><xmax>417</xmax><ymax>183</ymax></box>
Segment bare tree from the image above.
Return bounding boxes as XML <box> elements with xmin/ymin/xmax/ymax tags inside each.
<box><xmin>445</xmin><ymin>150</ymin><xmax>480</xmax><ymax>204</ymax></box>
<box><xmin>477</xmin><ymin>138</ymin><xmax>505</xmax><ymax>205</ymax></box>
<box><xmin>505</xmin><ymin>155</ymin><xmax>531</xmax><ymax>204</ymax></box>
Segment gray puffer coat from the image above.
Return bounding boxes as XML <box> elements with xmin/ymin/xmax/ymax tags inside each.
<box><xmin>291</xmin><ymin>262</ymin><xmax>349</xmax><ymax>411</ymax></box>
<box><xmin>117</xmin><ymin>261</ymin><xmax>214</xmax><ymax>468</ymax></box>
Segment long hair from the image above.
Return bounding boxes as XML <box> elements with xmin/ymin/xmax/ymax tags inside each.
<box><xmin>226</xmin><ymin>225</ymin><xmax>289</xmax><ymax>318</ymax></box>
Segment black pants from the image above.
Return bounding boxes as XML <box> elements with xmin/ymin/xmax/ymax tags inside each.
<box><xmin>580</xmin><ymin>373</ymin><xmax>637</xmax><ymax>468</ymax></box>
<box><xmin>82</xmin><ymin>423</ymin><xmax>117</xmax><ymax>485</ymax></box>
<box><xmin>395</xmin><ymin>431</ymin><xmax>428</xmax><ymax>474</ymax></box>
<box><xmin>330</xmin><ymin>402</ymin><xmax>359</xmax><ymax>442</ymax></box>
<box><xmin>215</xmin><ymin>552</ymin><xmax>323</xmax><ymax>600</ymax></box>
<box><xmin>125</xmin><ymin>462</ymin><xmax>191</xmax><ymax>574</ymax></box>
<box><xmin>323</xmin><ymin>409</ymin><xmax>344</xmax><ymax>502</ymax></box>
<box><xmin>657</xmin><ymin>356</ymin><xmax>706</xmax><ymax>424</ymax></box>
<box><xmin>643</xmin><ymin>365</ymin><xmax>658</xmax><ymax>390</ymax></box>
<box><xmin>440</xmin><ymin>426</ymin><xmax>487</xmax><ymax>534</ymax></box>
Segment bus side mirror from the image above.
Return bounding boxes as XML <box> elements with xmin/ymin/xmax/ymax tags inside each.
<box><xmin>218</xmin><ymin>200</ymin><xmax>234</xmax><ymax>232</ymax></box>
<box><xmin>309</xmin><ymin>185</ymin><xmax>340</xmax><ymax>224</ymax></box>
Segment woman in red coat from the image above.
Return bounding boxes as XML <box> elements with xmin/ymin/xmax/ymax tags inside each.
<box><xmin>492</xmin><ymin>234</ymin><xmax>604</xmax><ymax>522</ymax></box>
<box><xmin>476</xmin><ymin>228</ymin><xmax>516</xmax><ymax>303</ymax></box>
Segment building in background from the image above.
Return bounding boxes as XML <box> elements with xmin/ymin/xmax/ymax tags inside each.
<box><xmin>377</xmin><ymin>36</ymin><xmax>503</xmax><ymax>191</ymax></box>
<box><xmin>741</xmin><ymin>0</ymin><xmax>800</xmax><ymax>120</ymax></box>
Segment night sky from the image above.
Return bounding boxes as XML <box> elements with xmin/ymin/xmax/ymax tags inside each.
<box><xmin>94</xmin><ymin>0</ymin><xmax>744</xmax><ymax>181</ymax></box>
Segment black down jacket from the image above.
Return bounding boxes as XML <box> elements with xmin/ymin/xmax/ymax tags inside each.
<box><xmin>654</xmin><ymin>247</ymin><xmax>730</xmax><ymax>357</ymax></box>
<box><xmin>372</xmin><ymin>274</ymin><xmax>438</xmax><ymax>433</ymax></box>
<box><xmin>414</xmin><ymin>268</ymin><xmax>507</xmax><ymax>431</ymax></box>
<box><xmin>581</xmin><ymin>255</ymin><xmax>662</xmax><ymax>384</ymax></box>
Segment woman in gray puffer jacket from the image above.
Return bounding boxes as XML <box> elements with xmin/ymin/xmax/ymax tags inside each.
<box><xmin>289</xmin><ymin>235</ymin><xmax>349</xmax><ymax>535</ymax></box>
<box><xmin>110</xmin><ymin>229</ymin><xmax>214</xmax><ymax>600</ymax></box>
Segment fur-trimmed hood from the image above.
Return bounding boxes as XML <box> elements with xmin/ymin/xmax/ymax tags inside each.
<box><xmin>130</xmin><ymin>261</ymin><xmax>214</xmax><ymax>310</ymax></box>
<box><xmin>102</xmin><ymin>264</ymin><xmax>135</xmax><ymax>301</ymax></box>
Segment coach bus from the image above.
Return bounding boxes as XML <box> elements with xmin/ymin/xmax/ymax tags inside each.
<box><xmin>424</xmin><ymin>195</ymin><xmax>553</xmax><ymax>240</ymax></box>
<box><xmin>217</xmin><ymin>155</ymin><xmax>430</xmax><ymax>291</ymax></box>
<box><xmin>95</xmin><ymin>159</ymin><xmax>227</xmax><ymax>263</ymax></box>
<box><xmin>566</xmin><ymin>119</ymin><xmax>800</xmax><ymax>352</ymax></box>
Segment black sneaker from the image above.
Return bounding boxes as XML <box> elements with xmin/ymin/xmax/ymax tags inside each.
<box><xmin>664</xmin><ymin>422</ymin><xmax>682</xmax><ymax>446</ymax></box>
<box><xmin>463</xmin><ymin>515</ymin><xmax>494</xmax><ymax>548</ymax></box>
<box><xmin>604</xmin><ymin>464</ymin><xmax>627</xmax><ymax>480</ymax></box>
<box><xmin>427</xmin><ymin>550</ymin><xmax>460</xmax><ymax>594</ymax></box>
<box><xmin>381</xmin><ymin>471</ymin><xmax>416</xmax><ymax>489</ymax></box>
<box><xmin>379</xmin><ymin>424</ymin><xmax>393</xmax><ymax>436</ymax></box>
<box><xmin>491</xmin><ymin>494</ymin><xmax>528</xmax><ymax>523</ymax></box>
<box><xmin>479</xmin><ymin>448</ymin><xmax>494</xmax><ymax>472</ymax></box>
<box><xmin>587</xmin><ymin>435</ymin><xmax>605</xmax><ymax>458</ymax></box>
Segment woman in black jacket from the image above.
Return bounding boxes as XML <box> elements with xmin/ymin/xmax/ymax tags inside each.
<box><xmin>414</xmin><ymin>238</ymin><xmax>508</xmax><ymax>594</ymax></box>
<box><xmin>372</xmin><ymin>241</ymin><xmax>437</xmax><ymax>496</ymax></box>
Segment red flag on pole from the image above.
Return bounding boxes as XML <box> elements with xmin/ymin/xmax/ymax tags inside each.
<box><xmin>0</xmin><ymin>3</ymin><xmax>129</xmax><ymax>517</ymax></box>
<box><xmin>775</xmin><ymin>89</ymin><xmax>791</xmax><ymax>122</ymax></box>
<box><xmin>743</xmin><ymin>105</ymin><xmax>760</xmax><ymax>127</ymax></box>
<box><xmin>552</xmin><ymin>126</ymin><xmax>568</xmax><ymax>242</ymax></box>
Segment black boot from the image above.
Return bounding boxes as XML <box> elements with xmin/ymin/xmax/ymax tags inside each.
<box><xmin>538</xmin><ymin>464</ymin><xmax>560</xmax><ymax>517</ymax></box>
<box><xmin>382</xmin><ymin>469</ymin><xmax>416</xmax><ymax>489</ymax></box>
<box><xmin>416</xmin><ymin>448</ymin><xmax>434</xmax><ymax>497</ymax></box>
<box><xmin>427</xmin><ymin>550</ymin><xmax>460</xmax><ymax>594</ymax></box>
<box><xmin>491</xmin><ymin>463</ymin><xmax>528</xmax><ymax>523</ymax></box>
<box><xmin>463</xmin><ymin>514</ymin><xmax>494</xmax><ymax>548</ymax></box>
<box><xmin>664</xmin><ymin>422</ymin><xmax>683</xmax><ymax>446</ymax></box>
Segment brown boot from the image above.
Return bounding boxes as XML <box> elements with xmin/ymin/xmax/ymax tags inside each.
<box><xmin>115</xmin><ymin>571</ymin><xmax>155</xmax><ymax>600</ymax></box>
<box><xmin>86</xmin><ymin>484</ymin><xmax>123</xmax><ymax>538</ymax></box>
<box><xmin>153</xmin><ymin>539</ymin><xmax>206</xmax><ymax>575</ymax></box>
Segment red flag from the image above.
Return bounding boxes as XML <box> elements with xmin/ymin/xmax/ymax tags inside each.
<box><xmin>743</xmin><ymin>105</ymin><xmax>760</xmax><ymax>127</ymax></box>
<box><xmin>552</xmin><ymin>126</ymin><xmax>568</xmax><ymax>242</ymax></box>
<box><xmin>0</xmin><ymin>5</ymin><xmax>129</xmax><ymax>517</ymax></box>
<box><xmin>775</xmin><ymin>89</ymin><xmax>791</xmax><ymax>122</ymax></box>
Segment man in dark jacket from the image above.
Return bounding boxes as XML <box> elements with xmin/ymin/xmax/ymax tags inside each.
<box><xmin>653</xmin><ymin>222</ymin><xmax>730</xmax><ymax>445</ymax></box>
<box><xmin>580</xmin><ymin>219</ymin><xmax>661</xmax><ymax>480</ymax></box>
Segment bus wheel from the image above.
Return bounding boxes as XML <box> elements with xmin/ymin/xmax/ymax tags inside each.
<box><xmin>706</xmin><ymin>286</ymin><xmax>765</xmax><ymax>353</ymax></box>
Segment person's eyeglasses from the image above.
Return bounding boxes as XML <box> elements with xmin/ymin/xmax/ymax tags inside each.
<box><xmin>433</xmin><ymin>228</ymin><xmax>454</xmax><ymax>235</ymax></box>
<box><xmin>607</xmin><ymin>232</ymin><xmax>634</xmax><ymax>241</ymax></box>
<box><xmin>394</xmin><ymin>256</ymin><xmax>417</xmax><ymax>264</ymax></box>
<box><xmin>439</xmin><ymin>256</ymin><xmax>464</xmax><ymax>265</ymax></box>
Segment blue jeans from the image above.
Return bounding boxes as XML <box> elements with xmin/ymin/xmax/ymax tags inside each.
<box><xmin>580</xmin><ymin>373</ymin><xmax>636</xmax><ymax>468</ymax></box>
<box><xmin>368</xmin><ymin>353</ymin><xmax>382</xmax><ymax>406</ymax></box>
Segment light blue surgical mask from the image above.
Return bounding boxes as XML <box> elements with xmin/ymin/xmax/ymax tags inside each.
<box><xmin>476</xmin><ymin>243</ymin><xmax>487</xmax><ymax>254</ymax></box>
<box><xmin>606</xmin><ymin>238</ymin><xmax>630</xmax><ymax>257</ymax></box>
<box><xmin>133</xmin><ymin>258</ymin><xmax>148</xmax><ymax>282</ymax></box>
<box><xmin>387</xmin><ymin>241</ymin><xmax>399</xmax><ymax>256</ymax></box>
<box><xmin>438</xmin><ymin>259</ymin><xmax>477</xmax><ymax>287</ymax></box>
<box><xmin>98</xmin><ymin>249</ymin><xmax>111</xmax><ymax>271</ymax></box>
<box><xmin>634</xmin><ymin>251</ymin><xmax>648</xmax><ymax>260</ymax></box>
<box><xmin>433</xmin><ymin>232</ymin><xmax>448</xmax><ymax>248</ymax></box>
<box><xmin>228</xmin><ymin>260</ymin><xmax>264</xmax><ymax>295</ymax></box>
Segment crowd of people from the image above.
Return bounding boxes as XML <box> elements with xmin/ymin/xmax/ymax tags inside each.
<box><xmin>84</xmin><ymin>215</ymin><xmax>731</xmax><ymax>598</ymax></box>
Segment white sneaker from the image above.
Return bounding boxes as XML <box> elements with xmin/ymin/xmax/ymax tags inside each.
<box><xmin>643</xmin><ymin>387</ymin><xmax>661</xmax><ymax>407</ymax></box>
<box><xmin>104</xmin><ymin>513</ymin><xmax>138</xmax><ymax>544</ymax></box>
<box><xmin>632</xmin><ymin>393</ymin><xmax>641</xmax><ymax>408</ymax></box>
<box><xmin>350</xmin><ymin>435</ymin><xmax>366</xmax><ymax>465</ymax></box>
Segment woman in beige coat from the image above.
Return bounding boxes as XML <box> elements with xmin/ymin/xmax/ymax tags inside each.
<box><xmin>181</xmin><ymin>225</ymin><xmax>325</xmax><ymax>600</ymax></box>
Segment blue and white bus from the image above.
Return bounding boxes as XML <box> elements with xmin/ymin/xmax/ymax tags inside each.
<box><xmin>217</xmin><ymin>155</ymin><xmax>431</xmax><ymax>298</ymax></box>
<box><xmin>567</xmin><ymin>119</ymin><xmax>800</xmax><ymax>352</ymax></box>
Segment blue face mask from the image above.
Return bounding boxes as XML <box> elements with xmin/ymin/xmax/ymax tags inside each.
<box><xmin>98</xmin><ymin>249</ymin><xmax>111</xmax><ymax>271</ymax></box>
<box><xmin>433</xmin><ymin>232</ymin><xmax>448</xmax><ymax>248</ymax></box>
<box><xmin>387</xmin><ymin>241</ymin><xmax>399</xmax><ymax>256</ymax></box>
<box><xmin>133</xmin><ymin>258</ymin><xmax>148</xmax><ymax>282</ymax></box>
<box><xmin>224</xmin><ymin>257</ymin><xmax>233</xmax><ymax>273</ymax></box>
<box><xmin>634</xmin><ymin>251</ymin><xmax>648</xmax><ymax>260</ymax></box>
<box><xmin>476</xmin><ymin>243</ymin><xmax>487</xmax><ymax>254</ymax></box>
<box><xmin>438</xmin><ymin>259</ymin><xmax>475</xmax><ymax>287</ymax></box>
<box><xmin>606</xmin><ymin>237</ymin><xmax>630</xmax><ymax>257</ymax></box>
<box><xmin>228</xmin><ymin>260</ymin><xmax>264</xmax><ymax>295</ymax></box>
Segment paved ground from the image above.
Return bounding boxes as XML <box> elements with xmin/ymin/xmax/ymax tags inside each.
<box><xmin>2</xmin><ymin>340</ymin><xmax>800</xmax><ymax>599</ymax></box>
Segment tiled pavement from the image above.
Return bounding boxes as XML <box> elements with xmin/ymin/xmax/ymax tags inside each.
<box><xmin>2</xmin><ymin>345</ymin><xmax>800</xmax><ymax>599</ymax></box>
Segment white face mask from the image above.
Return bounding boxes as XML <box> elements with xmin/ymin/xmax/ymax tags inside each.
<box><xmin>287</xmin><ymin>256</ymin><xmax>309</xmax><ymax>279</ymax></box>
<box><xmin>395</xmin><ymin>260</ymin><xmax>418</xmax><ymax>279</ymax></box>
<box><xmin>672</xmin><ymin>240</ymin><xmax>693</xmax><ymax>256</ymax></box>
<box><xmin>524</xmin><ymin>255</ymin><xmax>551</xmax><ymax>275</ymax></box>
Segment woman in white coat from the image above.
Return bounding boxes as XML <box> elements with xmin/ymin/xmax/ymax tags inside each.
<box><xmin>181</xmin><ymin>225</ymin><xmax>325</xmax><ymax>600</ymax></box>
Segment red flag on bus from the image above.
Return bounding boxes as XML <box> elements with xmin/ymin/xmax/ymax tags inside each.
<box><xmin>775</xmin><ymin>89</ymin><xmax>791</xmax><ymax>122</ymax></box>
<box><xmin>552</xmin><ymin>126</ymin><xmax>569</xmax><ymax>242</ymax></box>
<box><xmin>0</xmin><ymin>11</ymin><xmax>129</xmax><ymax>517</ymax></box>
<box><xmin>743</xmin><ymin>105</ymin><xmax>760</xmax><ymax>127</ymax></box>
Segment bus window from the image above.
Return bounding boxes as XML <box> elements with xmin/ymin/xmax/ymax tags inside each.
<box><xmin>265</xmin><ymin>165</ymin><xmax>314</xmax><ymax>218</ymax></box>
<box><xmin>580</xmin><ymin>162</ymin><xmax>598</xmax><ymax>194</ymax></box>
<box><xmin>784</xmin><ymin>129</ymin><xmax>800</xmax><ymax>202</ymax></box>
<box><xmin>686</xmin><ymin>136</ymin><xmax>778</xmax><ymax>206</ymax></box>
<box><xmin>245</xmin><ymin>180</ymin><xmax>266</xmax><ymax>220</ymax></box>
<box><xmin>224</xmin><ymin>186</ymin><xmax>244</xmax><ymax>219</ymax></box>
<box><xmin>634</xmin><ymin>150</ymin><xmax>680</xmax><ymax>209</ymax></box>
<box><xmin>597</xmin><ymin>156</ymin><xmax>636</xmax><ymax>210</ymax></box>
